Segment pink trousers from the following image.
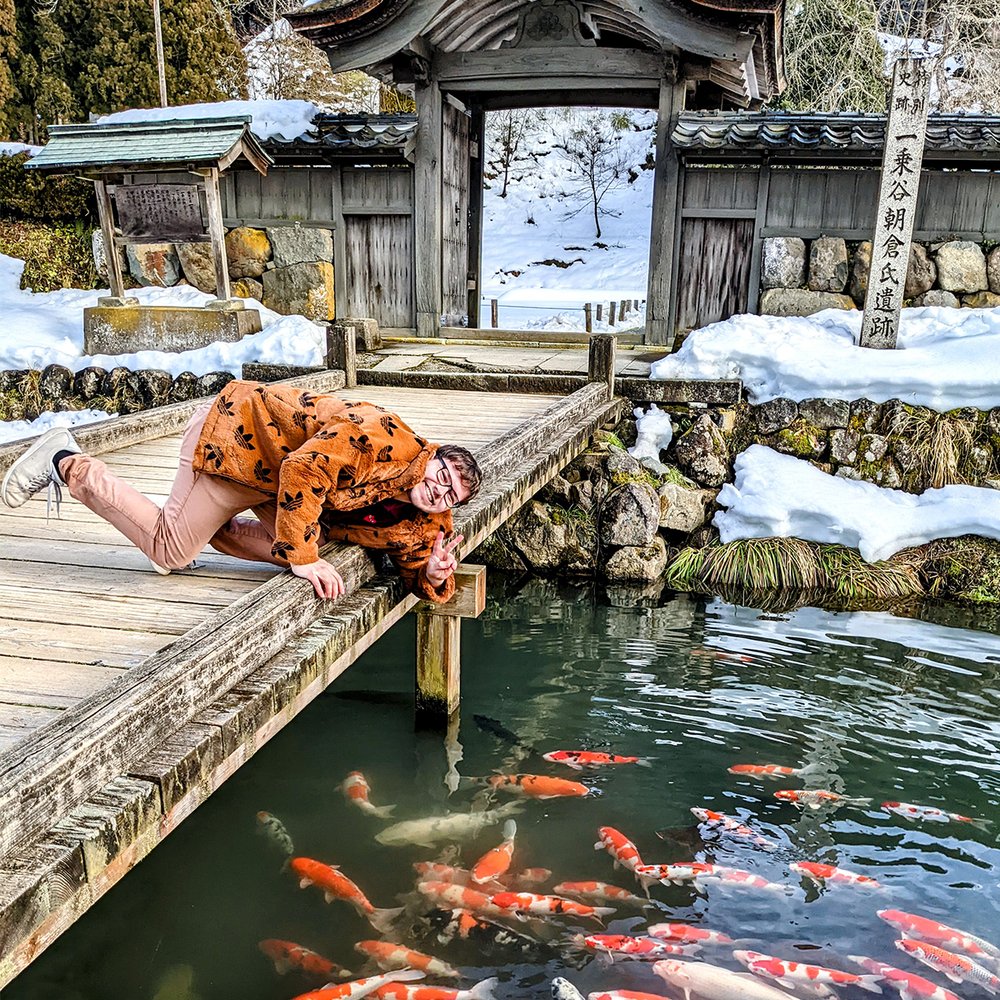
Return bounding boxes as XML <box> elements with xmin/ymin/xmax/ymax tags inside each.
<box><xmin>61</xmin><ymin>406</ymin><xmax>287</xmax><ymax>571</ymax></box>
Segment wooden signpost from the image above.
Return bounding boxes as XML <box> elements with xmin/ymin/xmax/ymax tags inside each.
<box><xmin>859</xmin><ymin>56</ymin><xmax>933</xmax><ymax>349</ymax></box>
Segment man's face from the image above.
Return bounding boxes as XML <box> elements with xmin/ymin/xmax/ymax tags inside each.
<box><xmin>409</xmin><ymin>454</ymin><xmax>471</xmax><ymax>513</ymax></box>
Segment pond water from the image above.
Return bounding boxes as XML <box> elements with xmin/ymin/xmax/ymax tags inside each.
<box><xmin>7</xmin><ymin>577</ymin><xmax>1000</xmax><ymax>1000</ymax></box>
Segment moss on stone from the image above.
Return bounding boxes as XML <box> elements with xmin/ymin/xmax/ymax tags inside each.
<box><xmin>919</xmin><ymin>535</ymin><xmax>1000</xmax><ymax>603</ymax></box>
<box><xmin>610</xmin><ymin>468</ymin><xmax>660</xmax><ymax>489</ymax></box>
<box><xmin>774</xmin><ymin>417</ymin><xmax>827</xmax><ymax>458</ymax></box>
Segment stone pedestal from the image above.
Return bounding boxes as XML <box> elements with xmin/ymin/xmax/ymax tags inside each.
<box><xmin>83</xmin><ymin>305</ymin><xmax>262</xmax><ymax>355</ymax></box>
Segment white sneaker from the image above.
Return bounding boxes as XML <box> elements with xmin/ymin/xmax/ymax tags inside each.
<box><xmin>1</xmin><ymin>427</ymin><xmax>82</xmax><ymax>514</ymax></box>
<box><xmin>146</xmin><ymin>555</ymin><xmax>201</xmax><ymax>575</ymax></box>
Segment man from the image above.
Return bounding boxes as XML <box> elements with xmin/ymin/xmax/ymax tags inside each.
<box><xmin>1</xmin><ymin>380</ymin><xmax>483</xmax><ymax>603</ymax></box>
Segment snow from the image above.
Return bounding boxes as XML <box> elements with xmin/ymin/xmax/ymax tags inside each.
<box><xmin>0</xmin><ymin>409</ymin><xmax>115</xmax><ymax>445</ymax></box>
<box><xmin>716</xmin><ymin>445</ymin><xmax>1000</xmax><ymax>562</ymax></box>
<box><xmin>0</xmin><ymin>142</ymin><xmax>40</xmax><ymax>157</ymax></box>
<box><xmin>650</xmin><ymin>307</ymin><xmax>1000</xmax><ymax>412</ymax></box>
<box><xmin>629</xmin><ymin>404</ymin><xmax>673</xmax><ymax>473</ymax></box>
<box><xmin>97</xmin><ymin>99</ymin><xmax>320</xmax><ymax>142</ymax></box>
<box><xmin>0</xmin><ymin>254</ymin><xmax>325</xmax><ymax>376</ymax></box>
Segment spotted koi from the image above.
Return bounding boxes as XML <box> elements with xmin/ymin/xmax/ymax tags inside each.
<box><xmin>647</xmin><ymin>923</ymin><xmax>734</xmax><ymax>945</ymax></box>
<box><xmin>851</xmin><ymin>955</ymin><xmax>964</xmax><ymax>1000</ymax></box>
<box><xmin>896</xmin><ymin>938</ymin><xmax>1000</xmax><ymax>993</ymax></box>
<box><xmin>371</xmin><ymin>977</ymin><xmax>499</xmax><ymax>1000</ymax></box>
<box><xmin>415</xmin><ymin>880</ymin><xmax>510</xmax><ymax>921</ymax></box>
<box><xmin>412</xmin><ymin>862</ymin><xmax>502</xmax><ymax>892</ymax></box>
<box><xmin>553</xmin><ymin>880</ymin><xmax>649</xmax><ymax>907</ymax></box>
<box><xmin>583</xmin><ymin>934</ymin><xmax>700</xmax><ymax>959</ymax></box>
<box><xmin>690</xmin><ymin>808</ymin><xmax>779</xmax><ymax>849</ymax></box>
<box><xmin>484</xmin><ymin>774</ymin><xmax>598</xmax><ymax>799</ymax></box>
<box><xmin>791</xmin><ymin>861</ymin><xmax>882</xmax><ymax>888</ymax></box>
<box><xmin>882</xmin><ymin>801</ymin><xmax>990</xmax><ymax>828</ymax></box>
<box><xmin>258</xmin><ymin>939</ymin><xmax>352</xmax><ymax>980</ymax></box>
<box><xmin>594</xmin><ymin>827</ymin><xmax>648</xmax><ymax>887</ymax></box>
<box><xmin>775</xmin><ymin>789</ymin><xmax>871</xmax><ymax>809</ymax></box>
<box><xmin>735</xmin><ymin>950</ymin><xmax>883</xmax><ymax>996</ymax></box>
<box><xmin>341</xmin><ymin>771</ymin><xmax>395</xmax><ymax>819</ymax></box>
<box><xmin>354</xmin><ymin>940</ymin><xmax>459</xmax><ymax>979</ymax></box>
<box><xmin>542</xmin><ymin>750</ymin><xmax>649</xmax><ymax>770</ymax></box>
<box><xmin>729</xmin><ymin>763</ymin><xmax>821</xmax><ymax>779</ymax></box>
<box><xmin>291</xmin><ymin>969</ymin><xmax>424</xmax><ymax>1000</ymax></box>
<box><xmin>878</xmin><ymin>909</ymin><xmax>1000</xmax><ymax>965</ymax></box>
<box><xmin>489</xmin><ymin>890</ymin><xmax>614</xmax><ymax>923</ymax></box>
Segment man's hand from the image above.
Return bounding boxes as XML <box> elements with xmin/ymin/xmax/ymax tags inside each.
<box><xmin>291</xmin><ymin>558</ymin><xmax>346</xmax><ymax>600</ymax></box>
<box><xmin>426</xmin><ymin>530</ymin><xmax>463</xmax><ymax>588</ymax></box>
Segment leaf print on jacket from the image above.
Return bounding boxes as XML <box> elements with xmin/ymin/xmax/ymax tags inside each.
<box><xmin>253</xmin><ymin>459</ymin><xmax>272</xmax><ymax>483</ymax></box>
<box><xmin>233</xmin><ymin>424</ymin><xmax>255</xmax><ymax>450</ymax></box>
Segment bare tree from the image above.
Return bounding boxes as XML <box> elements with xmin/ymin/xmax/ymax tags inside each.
<box><xmin>486</xmin><ymin>109</ymin><xmax>539</xmax><ymax>198</ymax></box>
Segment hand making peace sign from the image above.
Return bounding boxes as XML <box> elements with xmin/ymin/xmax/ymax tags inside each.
<box><xmin>425</xmin><ymin>529</ymin><xmax>464</xmax><ymax>588</ymax></box>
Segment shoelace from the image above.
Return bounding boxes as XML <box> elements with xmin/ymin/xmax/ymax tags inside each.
<box><xmin>22</xmin><ymin>470</ymin><xmax>63</xmax><ymax>521</ymax></box>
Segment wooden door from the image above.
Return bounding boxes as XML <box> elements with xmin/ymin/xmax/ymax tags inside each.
<box><xmin>442</xmin><ymin>102</ymin><xmax>471</xmax><ymax>327</ymax></box>
<box><xmin>343</xmin><ymin>214</ymin><xmax>415</xmax><ymax>330</ymax></box>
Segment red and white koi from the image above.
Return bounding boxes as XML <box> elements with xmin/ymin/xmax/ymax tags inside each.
<box><xmin>735</xmin><ymin>950</ymin><xmax>883</xmax><ymax>996</ymax></box>
<box><xmin>341</xmin><ymin>771</ymin><xmax>396</xmax><ymax>819</ymax></box>
<box><xmin>415</xmin><ymin>880</ymin><xmax>510</xmax><ymax>921</ymax></box>
<box><xmin>371</xmin><ymin>977</ymin><xmax>499</xmax><ymax>1000</ymax></box>
<box><xmin>633</xmin><ymin>862</ymin><xmax>711</xmax><ymax>886</ymax></box>
<box><xmin>290</xmin><ymin>857</ymin><xmax>403</xmax><ymax>931</ymax></box>
<box><xmin>895</xmin><ymin>938</ymin><xmax>1000</xmax><ymax>994</ymax></box>
<box><xmin>489</xmin><ymin>890</ymin><xmax>615</xmax><ymax>923</ymax></box>
<box><xmin>639</xmin><ymin>861</ymin><xmax>785</xmax><ymax>892</ymax></box>
<box><xmin>583</xmin><ymin>934</ymin><xmax>700</xmax><ymax>959</ymax></box>
<box><xmin>413</xmin><ymin>862</ymin><xmax>502</xmax><ymax>892</ymax></box>
<box><xmin>594</xmin><ymin>827</ymin><xmax>648</xmax><ymax>885</ymax></box>
<box><xmin>696</xmin><ymin>864</ymin><xmax>787</xmax><ymax>892</ymax></box>
<box><xmin>483</xmin><ymin>774</ymin><xmax>598</xmax><ymax>799</ymax></box>
<box><xmin>471</xmin><ymin>820</ymin><xmax>517</xmax><ymax>884</ymax></box>
<box><xmin>851</xmin><ymin>955</ymin><xmax>964</xmax><ymax>1000</ymax></box>
<box><xmin>553</xmin><ymin>880</ymin><xmax>649</xmax><ymax>907</ymax></box>
<box><xmin>791</xmin><ymin>861</ymin><xmax>882</xmax><ymax>888</ymax></box>
<box><xmin>775</xmin><ymin>789</ymin><xmax>871</xmax><ymax>809</ymax></box>
<box><xmin>588</xmin><ymin>992</ymin><xmax>676</xmax><ymax>1000</ymax></box>
<box><xmin>542</xmin><ymin>750</ymin><xmax>649</xmax><ymax>770</ymax></box>
<box><xmin>259</xmin><ymin>939</ymin><xmax>352</xmax><ymax>980</ymax></box>
<box><xmin>879</xmin><ymin>909</ymin><xmax>1000</xmax><ymax>966</ymax></box>
<box><xmin>354</xmin><ymin>940</ymin><xmax>459</xmax><ymax>979</ymax></box>
<box><xmin>654</xmin><ymin>959</ymin><xmax>808</xmax><ymax>1000</ymax></box>
<box><xmin>882</xmin><ymin>801</ymin><xmax>990</xmax><ymax>828</ymax></box>
<box><xmin>729</xmin><ymin>763</ymin><xmax>820</xmax><ymax>779</ymax></box>
<box><xmin>690</xmin><ymin>808</ymin><xmax>779</xmax><ymax>849</ymax></box>
<box><xmin>291</xmin><ymin>969</ymin><xmax>424</xmax><ymax>1000</ymax></box>
<box><xmin>431</xmin><ymin>907</ymin><xmax>542</xmax><ymax>955</ymax></box>
<box><xmin>500</xmin><ymin>867</ymin><xmax>552</xmax><ymax>888</ymax></box>
<box><xmin>647</xmin><ymin>923</ymin><xmax>733</xmax><ymax>946</ymax></box>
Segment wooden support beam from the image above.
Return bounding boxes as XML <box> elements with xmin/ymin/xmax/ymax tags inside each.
<box><xmin>326</xmin><ymin>323</ymin><xmax>357</xmax><ymax>386</ymax></box>
<box><xmin>416</xmin><ymin>564</ymin><xmax>485</xmax><ymax>618</ymax></box>
<box><xmin>588</xmin><ymin>334</ymin><xmax>617</xmax><ymax>395</ymax></box>
<box><xmin>414</xmin><ymin>81</ymin><xmax>443</xmax><ymax>338</ymax></box>
<box><xmin>203</xmin><ymin>167</ymin><xmax>232</xmax><ymax>302</ymax></box>
<box><xmin>94</xmin><ymin>180</ymin><xmax>126</xmax><ymax>300</ymax></box>
<box><xmin>415</xmin><ymin>613</ymin><xmax>460</xmax><ymax>722</ymax></box>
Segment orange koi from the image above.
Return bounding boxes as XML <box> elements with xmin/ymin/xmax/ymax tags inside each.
<box><xmin>412</xmin><ymin>862</ymin><xmax>502</xmax><ymax>891</ymax></box>
<box><xmin>728</xmin><ymin>763</ymin><xmax>820</xmax><ymax>779</ymax></box>
<box><xmin>851</xmin><ymin>955</ymin><xmax>964</xmax><ymax>1000</ymax></box>
<box><xmin>882</xmin><ymin>801</ymin><xmax>990</xmax><ymax>828</ymax></box>
<box><xmin>484</xmin><ymin>774</ymin><xmax>597</xmax><ymax>799</ymax></box>
<box><xmin>583</xmin><ymin>934</ymin><xmax>699</xmax><ymax>958</ymax></box>
<box><xmin>499</xmin><ymin>867</ymin><xmax>551</xmax><ymax>888</ymax></box>
<box><xmin>553</xmin><ymin>881</ymin><xmax>649</xmax><ymax>907</ymax></box>
<box><xmin>896</xmin><ymin>939</ymin><xmax>1000</xmax><ymax>993</ymax></box>
<box><xmin>690</xmin><ymin>808</ymin><xmax>779</xmax><ymax>849</ymax></box>
<box><xmin>371</xmin><ymin>977</ymin><xmax>498</xmax><ymax>1000</ymax></box>
<box><xmin>341</xmin><ymin>771</ymin><xmax>395</xmax><ymax>819</ymax></box>
<box><xmin>736</xmin><ymin>951</ymin><xmax>882</xmax><ymax>995</ymax></box>
<box><xmin>878</xmin><ymin>909</ymin><xmax>1000</xmax><ymax>965</ymax></box>
<box><xmin>291</xmin><ymin>969</ymin><xmax>423</xmax><ymax>1000</ymax></box>
<box><xmin>774</xmin><ymin>789</ymin><xmax>871</xmax><ymax>809</ymax></box>
<box><xmin>354</xmin><ymin>940</ymin><xmax>459</xmax><ymax>979</ymax></box>
<box><xmin>415</xmin><ymin>879</ymin><xmax>510</xmax><ymax>921</ymax></box>
<box><xmin>647</xmin><ymin>923</ymin><xmax>733</xmax><ymax>945</ymax></box>
<box><xmin>290</xmin><ymin>857</ymin><xmax>403</xmax><ymax>931</ymax></box>
<box><xmin>258</xmin><ymin>938</ymin><xmax>352</xmax><ymax>979</ymax></box>
<box><xmin>489</xmin><ymin>890</ymin><xmax>615</xmax><ymax>923</ymax></box>
<box><xmin>471</xmin><ymin>820</ymin><xmax>517</xmax><ymax>884</ymax></box>
<box><xmin>791</xmin><ymin>861</ymin><xmax>881</xmax><ymax>888</ymax></box>
<box><xmin>542</xmin><ymin>750</ymin><xmax>648</xmax><ymax>770</ymax></box>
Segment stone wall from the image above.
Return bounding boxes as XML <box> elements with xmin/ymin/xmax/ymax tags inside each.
<box><xmin>760</xmin><ymin>236</ymin><xmax>1000</xmax><ymax>316</ymax></box>
<box><xmin>98</xmin><ymin>225</ymin><xmax>335</xmax><ymax>321</ymax></box>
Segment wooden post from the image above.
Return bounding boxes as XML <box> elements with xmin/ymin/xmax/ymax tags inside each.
<box><xmin>467</xmin><ymin>108</ymin><xmax>486</xmax><ymax>328</ymax></box>
<box><xmin>94</xmin><ymin>179</ymin><xmax>126</xmax><ymax>300</ymax></box>
<box><xmin>633</xmin><ymin>298</ymin><xmax>639</xmax><ymax>309</ymax></box>
<box><xmin>588</xmin><ymin>333</ymin><xmax>616</xmax><ymax>395</ymax></box>
<box><xmin>326</xmin><ymin>323</ymin><xmax>357</xmax><ymax>386</ymax></box>
<box><xmin>203</xmin><ymin>167</ymin><xmax>232</xmax><ymax>302</ymax></box>
<box><xmin>608</xmin><ymin>301</ymin><xmax>617</xmax><ymax>327</ymax></box>
<box><xmin>584</xmin><ymin>302</ymin><xmax>593</xmax><ymax>333</ymax></box>
<box><xmin>596</xmin><ymin>303</ymin><xmax>603</xmax><ymax>321</ymax></box>
<box><xmin>152</xmin><ymin>0</ymin><xmax>167</xmax><ymax>108</ymax></box>
<box><xmin>490</xmin><ymin>298</ymin><xmax>498</xmax><ymax>328</ymax></box>
<box><xmin>618</xmin><ymin>299</ymin><xmax>627</xmax><ymax>322</ymax></box>
<box><xmin>414</xmin><ymin>81</ymin><xmax>444</xmax><ymax>338</ymax></box>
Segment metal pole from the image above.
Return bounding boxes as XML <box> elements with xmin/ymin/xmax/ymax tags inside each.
<box><xmin>153</xmin><ymin>0</ymin><xmax>167</xmax><ymax>107</ymax></box>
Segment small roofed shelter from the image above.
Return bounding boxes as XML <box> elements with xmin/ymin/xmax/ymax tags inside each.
<box><xmin>286</xmin><ymin>0</ymin><xmax>785</xmax><ymax>345</ymax></box>
<box><xmin>27</xmin><ymin>116</ymin><xmax>273</xmax><ymax>354</ymax></box>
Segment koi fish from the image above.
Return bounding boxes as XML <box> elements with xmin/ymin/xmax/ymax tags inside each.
<box><xmin>646</xmin><ymin>923</ymin><xmax>734</xmax><ymax>945</ymax></box>
<box><xmin>489</xmin><ymin>890</ymin><xmax>615</xmax><ymax>923</ymax></box>
<box><xmin>653</xmin><ymin>959</ymin><xmax>806</xmax><ymax>1000</ymax></box>
<box><xmin>291</xmin><ymin>969</ymin><xmax>424</xmax><ymax>1000</ymax></box>
<box><xmin>729</xmin><ymin>763</ymin><xmax>820</xmax><ymax>779</ymax></box>
<box><xmin>376</xmin><ymin>802</ymin><xmax>522</xmax><ymax>848</ymax></box>
<box><xmin>774</xmin><ymin>789</ymin><xmax>871</xmax><ymax>809</ymax></box>
<box><xmin>589</xmin><ymin>993</ymin><xmax>677</xmax><ymax>1000</ymax></box>
<box><xmin>895</xmin><ymin>938</ymin><xmax>1000</xmax><ymax>993</ymax></box>
<box><xmin>353</xmin><ymin>940</ymin><xmax>459</xmax><ymax>979</ymax></box>
<box><xmin>471</xmin><ymin>820</ymin><xmax>516</xmax><ymax>884</ymax></box>
<box><xmin>542</xmin><ymin>750</ymin><xmax>649</xmax><ymax>770</ymax></box>
<box><xmin>851</xmin><ymin>955</ymin><xmax>964</xmax><ymax>1000</ymax></box>
<box><xmin>289</xmin><ymin>857</ymin><xmax>403</xmax><ymax>931</ymax></box>
<box><xmin>500</xmin><ymin>867</ymin><xmax>552</xmax><ymax>887</ymax></box>
<box><xmin>878</xmin><ymin>909</ymin><xmax>1000</xmax><ymax>965</ymax></box>
<box><xmin>553</xmin><ymin>881</ymin><xmax>649</xmax><ymax>907</ymax></box>
<box><xmin>256</xmin><ymin>810</ymin><xmax>294</xmax><ymax>863</ymax></box>
<box><xmin>640</xmin><ymin>862</ymin><xmax>785</xmax><ymax>892</ymax></box>
<box><xmin>791</xmin><ymin>861</ymin><xmax>881</xmax><ymax>888</ymax></box>
<box><xmin>690</xmin><ymin>808</ymin><xmax>779</xmax><ymax>849</ymax></box>
<box><xmin>633</xmin><ymin>862</ymin><xmax>709</xmax><ymax>886</ymax></box>
<box><xmin>428</xmin><ymin>907</ymin><xmax>545</xmax><ymax>956</ymax></box>
<box><xmin>371</xmin><ymin>978</ymin><xmax>498</xmax><ymax>1000</ymax></box>
<box><xmin>258</xmin><ymin>939</ymin><xmax>353</xmax><ymax>980</ymax></box>
<box><xmin>734</xmin><ymin>950</ymin><xmax>883</xmax><ymax>996</ymax></box>
<box><xmin>416</xmin><ymin>880</ymin><xmax>510</xmax><ymax>921</ymax></box>
<box><xmin>342</xmin><ymin>771</ymin><xmax>396</xmax><ymax>819</ymax></box>
<box><xmin>413</xmin><ymin>862</ymin><xmax>502</xmax><ymax>892</ymax></box>
<box><xmin>594</xmin><ymin>827</ymin><xmax>646</xmax><ymax>877</ymax></box>
<box><xmin>551</xmin><ymin>980</ymin><xmax>586</xmax><ymax>1000</ymax></box>
<box><xmin>693</xmin><ymin>864</ymin><xmax>787</xmax><ymax>892</ymax></box>
<box><xmin>583</xmin><ymin>934</ymin><xmax>700</xmax><ymax>958</ymax></box>
<box><xmin>882</xmin><ymin>801</ymin><xmax>990</xmax><ymax>828</ymax></box>
<box><xmin>481</xmin><ymin>774</ymin><xmax>598</xmax><ymax>799</ymax></box>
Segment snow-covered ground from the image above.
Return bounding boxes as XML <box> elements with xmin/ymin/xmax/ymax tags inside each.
<box><xmin>0</xmin><ymin>409</ymin><xmax>113</xmax><ymax>446</ymax></box>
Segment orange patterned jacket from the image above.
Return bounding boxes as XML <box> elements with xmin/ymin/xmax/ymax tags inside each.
<box><xmin>192</xmin><ymin>380</ymin><xmax>455</xmax><ymax>603</ymax></box>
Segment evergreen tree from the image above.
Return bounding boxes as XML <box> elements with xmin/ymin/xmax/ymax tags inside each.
<box><xmin>0</xmin><ymin>0</ymin><xmax>15</xmax><ymax>137</ymax></box>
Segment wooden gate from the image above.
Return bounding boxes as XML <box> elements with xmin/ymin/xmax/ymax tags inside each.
<box><xmin>442</xmin><ymin>102</ymin><xmax>471</xmax><ymax>327</ymax></box>
<box><xmin>343</xmin><ymin>214</ymin><xmax>414</xmax><ymax>330</ymax></box>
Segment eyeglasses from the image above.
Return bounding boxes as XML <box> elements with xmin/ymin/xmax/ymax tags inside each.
<box><xmin>431</xmin><ymin>458</ymin><xmax>461</xmax><ymax>509</ymax></box>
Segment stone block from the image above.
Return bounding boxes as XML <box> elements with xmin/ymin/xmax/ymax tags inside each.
<box><xmin>598</xmin><ymin>482</ymin><xmax>659</xmax><ymax>547</ymax></box>
<box><xmin>263</xmin><ymin>262</ymin><xmax>335</xmax><ymax>321</ymax></box>
<box><xmin>175</xmin><ymin>243</ymin><xmax>218</xmax><ymax>293</ymax></box>
<box><xmin>761</xmin><ymin>237</ymin><xmax>806</xmax><ymax>289</ymax></box>
<box><xmin>225</xmin><ymin>227</ymin><xmax>271</xmax><ymax>278</ymax></box>
<box><xmin>759</xmin><ymin>288</ymin><xmax>856</xmax><ymax>317</ymax></box>
<box><xmin>84</xmin><ymin>305</ymin><xmax>262</xmax><ymax>355</ymax></box>
<box><xmin>807</xmin><ymin>237</ymin><xmax>849</xmax><ymax>293</ymax></box>
<box><xmin>241</xmin><ymin>363</ymin><xmax>326</xmax><ymax>382</ymax></box>
<box><xmin>674</xmin><ymin>413</ymin><xmax>729</xmax><ymax>487</ymax></box>
<box><xmin>38</xmin><ymin>364</ymin><xmax>73</xmax><ymax>405</ymax></box>
<box><xmin>935</xmin><ymin>241</ymin><xmax>987</xmax><ymax>293</ymax></box>
<box><xmin>988</xmin><ymin>246</ymin><xmax>1000</xmax><ymax>294</ymax></box>
<box><xmin>126</xmin><ymin>242</ymin><xmax>181</xmax><ymax>287</ymax></box>
<box><xmin>266</xmin><ymin>226</ymin><xmax>333</xmax><ymax>267</ymax></box>
<box><xmin>196</xmin><ymin>372</ymin><xmax>235</xmax><ymax>396</ymax></box>
<box><xmin>73</xmin><ymin>366</ymin><xmax>106</xmax><ymax>400</ymax></box>
<box><xmin>798</xmin><ymin>397</ymin><xmax>850</xmax><ymax>429</ymax></box>
<box><xmin>850</xmin><ymin>399</ymin><xmax>881</xmax><ymax>433</ymax></box>
<box><xmin>830</xmin><ymin>428</ymin><xmax>860</xmax><ymax>465</ymax></box>
<box><xmin>905</xmin><ymin>244</ymin><xmax>936</xmax><ymax>298</ymax></box>
<box><xmin>753</xmin><ymin>398</ymin><xmax>799</xmax><ymax>434</ymax></box>
<box><xmin>657</xmin><ymin>482</ymin><xmax>709</xmax><ymax>533</ymax></box>
<box><xmin>91</xmin><ymin>230</ymin><xmax>127</xmax><ymax>283</ymax></box>
<box><xmin>860</xmin><ymin>433</ymin><xmax>889</xmax><ymax>463</ymax></box>
<box><xmin>232</xmin><ymin>277</ymin><xmax>264</xmax><ymax>301</ymax></box>
<box><xmin>774</xmin><ymin>419</ymin><xmax>827</xmax><ymax>459</ymax></box>
<box><xmin>603</xmin><ymin>536</ymin><xmax>668</xmax><ymax>583</ymax></box>
<box><xmin>334</xmin><ymin>317</ymin><xmax>382</xmax><ymax>351</ymax></box>
<box><xmin>912</xmin><ymin>289</ymin><xmax>960</xmax><ymax>308</ymax></box>
<box><xmin>848</xmin><ymin>241</ymin><xmax>871</xmax><ymax>303</ymax></box>
<box><xmin>962</xmin><ymin>291</ymin><xmax>1000</xmax><ymax>309</ymax></box>
<box><xmin>169</xmin><ymin>372</ymin><xmax>200</xmax><ymax>402</ymax></box>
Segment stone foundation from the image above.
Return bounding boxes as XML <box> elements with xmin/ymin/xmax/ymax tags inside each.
<box><xmin>83</xmin><ymin>304</ymin><xmax>262</xmax><ymax>355</ymax></box>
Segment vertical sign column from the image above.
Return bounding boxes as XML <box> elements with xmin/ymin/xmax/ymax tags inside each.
<box><xmin>859</xmin><ymin>57</ymin><xmax>932</xmax><ymax>348</ymax></box>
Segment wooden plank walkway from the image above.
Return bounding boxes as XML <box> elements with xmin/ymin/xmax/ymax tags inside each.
<box><xmin>0</xmin><ymin>371</ymin><xmax>620</xmax><ymax>987</ymax></box>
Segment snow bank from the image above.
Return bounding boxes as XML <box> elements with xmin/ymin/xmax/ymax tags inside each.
<box><xmin>0</xmin><ymin>409</ymin><xmax>114</xmax><ymax>445</ymax></box>
<box><xmin>715</xmin><ymin>445</ymin><xmax>1000</xmax><ymax>562</ymax></box>
<box><xmin>629</xmin><ymin>404</ymin><xmax>672</xmax><ymax>472</ymax></box>
<box><xmin>651</xmin><ymin>307</ymin><xmax>1000</xmax><ymax>411</ymax></box>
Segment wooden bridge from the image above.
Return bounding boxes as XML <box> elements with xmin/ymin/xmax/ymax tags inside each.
<box><xmin>0</xmin><ymin>344</ymin><xmax>631</xmax><ymax>986</ymax></box>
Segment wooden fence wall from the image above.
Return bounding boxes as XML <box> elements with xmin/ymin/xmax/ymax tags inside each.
<box><xmin>441</xmin><ymin>102</ymin><xmax>472</xmax><ymax>328</ymax></box>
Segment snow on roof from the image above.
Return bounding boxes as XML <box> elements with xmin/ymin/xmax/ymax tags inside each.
<box><xmin>0</xmin><ymin>142</ymin><xmax>41</xmax><ymax>157</ymax></box>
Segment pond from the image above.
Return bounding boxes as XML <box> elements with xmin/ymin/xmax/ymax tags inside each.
<box><xmin>6</xmin><ymin>576</ymin><xmax>1000</xmax><ymax>1000</ymax></box>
